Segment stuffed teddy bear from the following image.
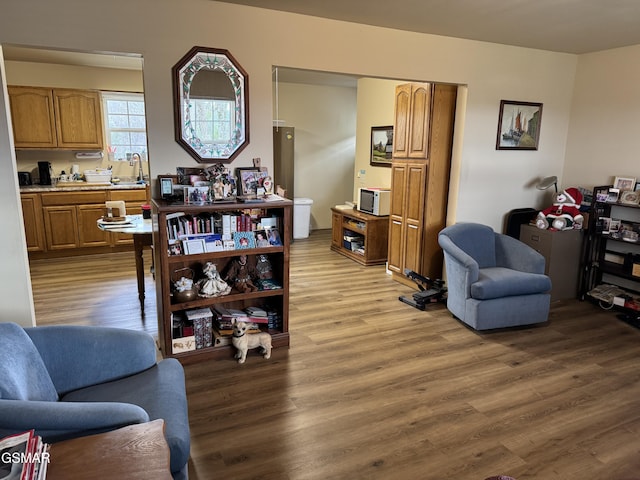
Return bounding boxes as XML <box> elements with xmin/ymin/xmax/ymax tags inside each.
<box><xmin>536</xmin><ymin>187</ymin><xmax>584</xmax><ymax>231</ymax></box>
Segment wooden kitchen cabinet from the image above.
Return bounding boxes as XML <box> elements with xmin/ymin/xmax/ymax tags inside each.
<box><xmin>8</xmin><ymin>87</ymin><xmax>57</xmax><ymax>148</ymax></box>
<box><xmin>388</xmin><ymin>162</ymin><xmax>427</xmax><ymax>275</ymax></box>
<box><xmin>388</xmin><ymin>83</ymin><xmax>457</xmax><ymax>287</ymax></box>
<box><xmin>22</xmin><ymin>187</ymin><xmax>149</xmax><ymax>257</ymax></box>
<box><xmin>41</xmin><ymin>191</ymin><xmax>109</xmax><ymax>250</ymax></box>
<box><xmin>20</xmin><ymin>193</ymin><xmax>46</xmax><ymax>252</ymax></box>
<box><xmin>392</xmin><ymin>83</ymin><xmax>431</xmax><ymax>159</ymax></box>
<box><xmin>8</xmin><ymin>86</ymin><xmax>104</xmax><ymax>149</ymax></box>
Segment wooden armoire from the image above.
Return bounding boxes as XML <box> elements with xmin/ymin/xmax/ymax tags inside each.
<box><xmin>387</xmin><ymin>82</ymin><xmax>457</xmax><ymax>287</ymax></box>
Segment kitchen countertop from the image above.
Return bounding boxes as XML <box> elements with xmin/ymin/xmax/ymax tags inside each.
<box><xmin>20</xmin><ymin>183</ymin><xmax>147</xmax><ymax>193</ymax></box>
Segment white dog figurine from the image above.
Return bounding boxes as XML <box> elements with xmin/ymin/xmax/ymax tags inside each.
<box><xmin>231</xmin><ymin>319</ymin><xmax>272</xmax><ymax>364</ymax></box>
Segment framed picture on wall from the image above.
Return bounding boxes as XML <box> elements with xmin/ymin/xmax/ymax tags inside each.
<box><xmin>370</xmin><ymin>126</ymin><xmax>393</xmax><ymax>167</ymax></box>
<box><xmin>496</xmin><ymin>100</ymin><xmax>543</xmax><ymax>150</ymax></box>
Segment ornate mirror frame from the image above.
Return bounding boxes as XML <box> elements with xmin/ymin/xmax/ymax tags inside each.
<box><xmin>172</xmin><ymin>46</ymin><xmax>249</xmax><ymax>163</ymax></box>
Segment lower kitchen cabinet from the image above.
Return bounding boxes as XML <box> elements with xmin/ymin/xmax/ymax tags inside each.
<box><xmin>20</xmin><ymin>193</ymin><xmax>46</xmax><ymax>252</ymax></box>
<box><xmin>22</xmin><ymin>187</ymin><xmax>149</xmax><ymax>256</ymax></box>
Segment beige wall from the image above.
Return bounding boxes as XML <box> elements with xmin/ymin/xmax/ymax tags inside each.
<box><xmin>273</xmin><ymin>81</ymin><xmax>356</xmax><ymax>230</ymax></box>
<box><xmin>0</xmin><ymin>0</ymin><xmax>581</xmax><ymax>325</ymax></box>
<box><xmin>563</xmin><ymin>44</ymin><xmax>640</xmax><ymax>191</ymax></box>
<box><xmin>353</xmin><ymin>78</ymin><xmax>405</xmax><ymax>198</ymax></box>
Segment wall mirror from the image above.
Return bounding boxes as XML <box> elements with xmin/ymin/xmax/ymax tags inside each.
<box><xmin>172</xmin><ymin>46</ymin><xmax>249</xmax><ymax>163</ymax></box>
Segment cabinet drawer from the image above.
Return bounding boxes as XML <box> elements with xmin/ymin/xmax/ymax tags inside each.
<box><xmin>520</xmin><ymin>226</ymin><xmax>552</xmax><ymax>258</ymax></box>
<box><xmin>41</xmin><ymin>191</ymin><xmax>108</xmax><ymax>206</ymax></box>
<box><xmin>110</xmin><ymin>189</ymin><xmax>148</xmax><ymax>202</ymax></box>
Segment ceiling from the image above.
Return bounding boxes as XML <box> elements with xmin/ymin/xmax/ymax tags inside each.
<box><xmin>217</xmin><ymin>0</ymin><xmax>640</xmax><ymax>54</ymax></box>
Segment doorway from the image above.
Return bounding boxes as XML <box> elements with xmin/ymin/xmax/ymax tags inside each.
<box><xmin>2</xmin><ymin>44</ymin><xmax>153</xmax><ymax>327</ymax></box>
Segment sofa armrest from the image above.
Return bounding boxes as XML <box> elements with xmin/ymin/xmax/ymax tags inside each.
<box><xmin>439</xmin><ymin>234</ymin><xmax>480</xmax><ymax>284</ymax></box>
<box><xmin>495</xmin><ymin>233</ymin><xmax>546</xmax><ymax>274</ymax></box>
<box><xmin>0</xmin><ymin>398</ymin><xmax>149</xmax><ymax>439</ymax></box>
<box><xmin>26</xmin><ymin>326</ymin><xmax>158</xmax><ymax>396</ymax></box>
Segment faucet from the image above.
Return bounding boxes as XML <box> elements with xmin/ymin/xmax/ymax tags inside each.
<box><xmin>132</xmin><ymin>153</ymin><xmax>144</xmax><ymax>182</ymax></box>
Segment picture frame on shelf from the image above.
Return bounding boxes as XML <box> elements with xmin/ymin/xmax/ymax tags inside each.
<box><xmin>594</xmin><ymin>185</ymin><xmax>610</xmax><ymax>203</ymax></box>
<box><xmin>370</xmin><ymin>126</ymin><xmax>393</xmax><ymax>167</ymax></box>
<box><xmin>183</xmin><ymin>238</ymin><xmax>206</xmax><ymax>255</ymax></box>
<box><xmin>234</xmin><ymin>231</ymin><xmax>256</xmax><ymax>249</ymax></box>
<box><xmin>496</xmin><ymin>100</ymin><xmax>543</xmax><ymax>150</ymax></box>
<box><xmin>184</xmin><ymin>186</ymin><xmax>210</xmax><ymax>204</ymax></box>
<box><xmin>236</xmin><ymin>167</ymin><xmax>270</xmax><ymax>197</ymax></box>
<box><xmin>266</xmin><ymin>228</ymin><xmax>282</xmax><ymax>246</ymax></box>
<box><xmin>606</xmin><ymin>188</ymin><xmax>620</xmax><ymax>203</ymax></box>
<box><xmin>176</xmin><ymin>167</ymin><xmax>206</xmax><ymax>185</ymax></box>
<box><xmin>620</xmin><ymin>190</ymin><xmax>640</xmax><ymax>205</ymax></box>
<box><xmin>613</xmin><ymin>176</ymin><xmax>636</xmax><ymax>191</ymax></box>
<box><xmin>236</xmin><ymin>167</ymin><xmax>260</xmax><ymax>197</ymax></box>
<box><xmin>255</xmin><ymin>230</ymin><xmax>269</xmax><ymax>247</ymax></box>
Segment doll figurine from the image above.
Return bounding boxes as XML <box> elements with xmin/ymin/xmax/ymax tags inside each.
<box><xmin>198</xmin><ymin>262</ymin><xmax>231</xmax><ymax>297</ymax></box>
<box><xmin>225</xmin><ymin>255</ymin><xmax>259</xmax><ymax>293</ymax></box>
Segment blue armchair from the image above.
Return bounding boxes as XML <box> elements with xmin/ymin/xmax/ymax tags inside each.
<box><xmin>438</xmin><ymin>223</ymin><xmax>552</xmax><ymax>330</ymax></box>
<box><xmin>0</xmin><ymin>323</ymin><xmax>190</xmax><ymax>480</ymax></box>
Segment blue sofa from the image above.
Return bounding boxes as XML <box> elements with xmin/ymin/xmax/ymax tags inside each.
<box><xmin>438</xmin><ymin>223</ymin><xmax>552</xmax><ymax>330</ymax></box>
<box><xmin>0</xmin><ymin>323</ymin><xmax>190</xmax><ymax>479</ymax></box>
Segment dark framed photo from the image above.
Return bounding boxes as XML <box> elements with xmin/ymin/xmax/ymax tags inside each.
<box><xmin>158</xmin><ymin>175</ymin><xmax>178</xmax><ymax>199</ymax></box>
<box><xmin>496</xmin><ymin>100</ymin><xmax>543</xmax><ymax>150</ymax></box>
<box><xmin>176</xmin><ymin>167</ymin><xmax>206</xmax><ymax>185</ymax></box>
<box><xmin>370</xmin><ymin>126</ymin><xmax>393</xmax><ymax>167</ymax></box>
<box><xmin>236</xmin><ymin>167</ymin><xmax>263</xmax><ymax>197</ymax></box>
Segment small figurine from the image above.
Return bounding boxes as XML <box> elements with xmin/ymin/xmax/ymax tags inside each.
<box><xmin>231</xmin><ymin>318</ymin><xmax>272</xmax><ymax>364</ymax></box>
<box><xmin>197</xmin><ymin>262</ymin><xmax>231</xmax><ymax>297</ymax></box>
<box><xmin>255</xmin><ymin>254</ymin><xmax>273</xmax><ymax>279</ymax></box>
<box><xmin>225</xmin><ymin>255</ymin><xmax>259</xmax><ymax>293</ymax></box>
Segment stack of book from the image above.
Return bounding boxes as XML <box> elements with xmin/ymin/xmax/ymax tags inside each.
<box><xmin>212</xmin><ymin>306</ymin><xmax>265</xmax><ymax>336</ymax></box>
<box><xmin>0</xmin><ymin>430</ymin><xmax>50</xmax><ymax>480</ymax></box>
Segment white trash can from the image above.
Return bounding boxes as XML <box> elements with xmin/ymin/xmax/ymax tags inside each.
<box><xmin>293</xmin><ymin>198</ymin><xmax>313</xmax><ymax>239</ymax></box>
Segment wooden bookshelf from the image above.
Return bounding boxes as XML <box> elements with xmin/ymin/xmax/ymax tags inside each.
<box><xmin>152</xmin><ymin>198</ymin><xmax>292</xmax><ymax>364</ymax></box>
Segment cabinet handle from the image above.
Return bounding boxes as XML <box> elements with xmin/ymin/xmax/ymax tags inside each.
<box><xmin>409</xmin><ymin>225</ymin><xmax>418</xmax><ymax>229</ymax></box>
<box><xmin>393</xmin><ymin>221</ymin><xmax>401</xmax><ymax>225</ymax></box>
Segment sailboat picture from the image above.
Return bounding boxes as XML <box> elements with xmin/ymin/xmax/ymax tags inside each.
<box><xmin>496</xmin><ymin>100</ymin><xmax>543</xmax><ymax>150</ymax></box>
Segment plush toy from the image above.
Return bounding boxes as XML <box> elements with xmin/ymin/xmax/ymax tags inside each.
<box><xmin>536</xmin><ymin>187</ymin><xmax>584</xmax><ymax>231</ymax></box>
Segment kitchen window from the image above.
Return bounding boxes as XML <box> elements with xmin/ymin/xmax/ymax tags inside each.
<box><xmin>188</xmin><ymin>98</ymin><xmax>234</xmax><ymax>144</ymax></box>
<box><xmin>102</xmin><ymin>92</ymin><xmax>147</xmax><ymax>161</ymax></box>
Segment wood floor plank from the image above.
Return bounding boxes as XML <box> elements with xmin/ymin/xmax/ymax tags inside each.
<box><xmin>29</xmin><ymin>229</ymin><xmax>640</xmax><ymax>480</ymax></box>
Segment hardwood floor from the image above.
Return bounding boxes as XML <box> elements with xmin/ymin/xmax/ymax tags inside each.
<box><xmin>30</xmin><ymin>230</ymin><xmax>640</xmax><ymax>480</ymax></box>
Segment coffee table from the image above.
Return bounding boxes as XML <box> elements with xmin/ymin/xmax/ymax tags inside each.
<box><xmin>47</xmin><ymin>420</ymin><xmax>172</xmax><ymax>480</ymax></box>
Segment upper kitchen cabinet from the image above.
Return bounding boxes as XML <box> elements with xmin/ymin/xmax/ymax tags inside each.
<box><xmin>8</xmin><ymin>86</ymin><xmax>104</xmax><ymax>150</ymax></box>
<box><xmin>392</xmin><ymin>83</ymin><xmax>431</xmax><ymax>159</ymax></box>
